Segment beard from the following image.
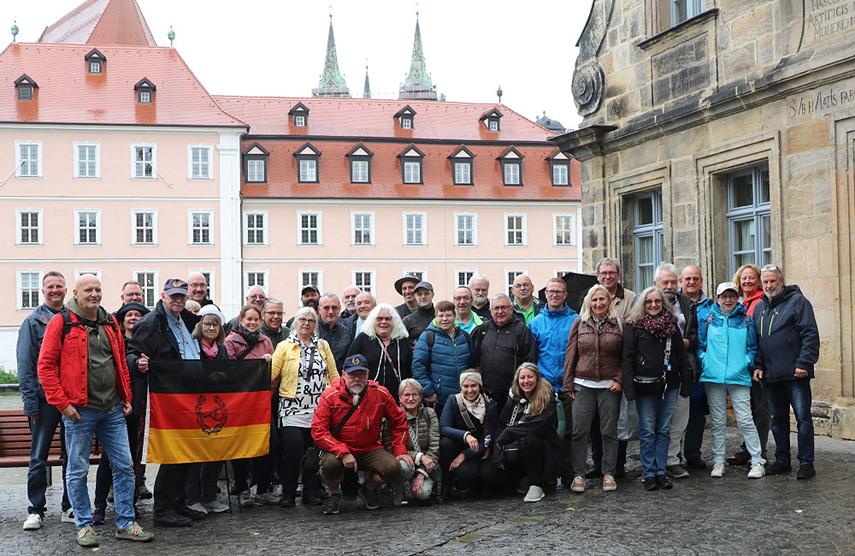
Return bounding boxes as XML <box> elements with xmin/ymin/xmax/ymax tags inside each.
<box><xmin>473</xmin><ymin>295</ymin><xmax>487</xmax><ymax>306</ymax></box>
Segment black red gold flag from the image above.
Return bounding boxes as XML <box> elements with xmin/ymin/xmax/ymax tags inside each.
<box><xmin>144</xmin><ymin>359</ymin><xmax>271</xmax><ymax>464</ymax></box>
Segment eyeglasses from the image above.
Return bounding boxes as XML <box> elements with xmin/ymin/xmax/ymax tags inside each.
<box><xmin>297</xmin><ymin>317</ymin><xmax>316</xmax><ymax>325</ymax></box>
<box><xmin>598</xmin><ymin>271</ymin><xmax>618</xmax><ymax>277</ymax></box>
<box><xmin>453</xmin><ymin>296</ymin><xmax>472</xmax><ymax>301</ymax></box>
<box><xmin>202</xmin><ymin>321</ymin><xmax>220</xmax><ymax>328</ymax></box>
<box><xmin>545</xmin><ymin>290</ymin><xmax>565</xmax><ymax>296</ymax></box>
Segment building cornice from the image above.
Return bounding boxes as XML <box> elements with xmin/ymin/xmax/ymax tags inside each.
<box><xmin>242</xmin><ymin>135</ymin><xmax>553</xmax><ymax>148</ymax></box>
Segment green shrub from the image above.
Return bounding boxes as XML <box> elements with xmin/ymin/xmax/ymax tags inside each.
<box><xmin>0</xmin><ymin>368</ymin><xmax>18</xmax><ymax>384</ymax></box>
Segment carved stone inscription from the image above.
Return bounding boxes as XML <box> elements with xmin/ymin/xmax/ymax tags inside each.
<box><xmin>652</xmin><ymin>34</ymin><xmax>710</xmax><ymax>105</ymax></box>
<box><xmin>788</xmin><ymin>81</ymin><xmax>855</xmax><ymax>118</ymax></box>
<box><xmin>804</xmin><ymin>0</ymin><xmax>855</xmax><ymax>44</ymax></box>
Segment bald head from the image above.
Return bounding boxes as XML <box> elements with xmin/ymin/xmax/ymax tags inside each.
<box><xmin>74</xmin><ymin>274</ymin><xmax>102</xmax><ymax>319</ymax></box>
<box><xmin>187</xmin><ymin>272</ymin><xmax>209</xmax><ymax>303</ymax></box>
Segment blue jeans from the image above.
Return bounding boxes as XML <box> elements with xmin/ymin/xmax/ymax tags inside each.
<box><xmin>63</xmin><ymin>404</ymin><xmax>136</xmax><ymax>529</ymax></box>
<box><xmin>766</xmin><ymin>378</ymin><xmax>814</xmax><ymax>466</ymax></box>
<box><xmin>635</xmin><ymin>388</ymin><xmax>679</xmax><ymax>478</ymax></box>
<box><xmin>27</xmin><ymin>401</ymin><xmax>71</xmax><ymax>515</ymax></box>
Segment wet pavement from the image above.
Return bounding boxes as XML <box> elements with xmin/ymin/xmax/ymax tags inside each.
<box><xmin>1</xmin><ymin>427</ymin><xmax>853</xmax><ymax>555</ymax></box>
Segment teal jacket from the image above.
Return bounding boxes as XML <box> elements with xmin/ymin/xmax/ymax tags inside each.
<box><xmin>530</xmin><ymin>304</ymin><xmax>578</xmax><ymax>392</ymax></box>
<box><xmin>696</xmin><ymin>303</ymin><xmax>757</xmax><ymax>387</ymax></box>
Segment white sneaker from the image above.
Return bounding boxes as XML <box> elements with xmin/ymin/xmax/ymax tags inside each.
<box><xmin>523</xmin><ymin>485</ymin><xmax>545</xmax><ymax>503</ymax></box>
<box><xmin>238</xmin><ymin>491</ymin><xmax>259</xmax><ymax>508</ymax></box>
<box><xmin>23</xmin><ymin>513</ymin><xmax>43</xmax><ymax>530</ymax></box>
<box><xmin>710</xmin><ymin>463</ymin><xmax>725</xmax><ymax>478</ymax></box>
<box><xmin>186</xmin><ymin>503</ymin><xmax>209</xmax><ymax>514</ymax></box>
<box><xmin>202</xmin><ymin>500</ymin><xmax>230</xmax><ymax>513</ymax></box>
<box><xmin>60</xmin><ymin>508</ymin><xmax>75</xmax><ymax>523</ymax></box>
<box><xmin>748</xmin><ymin>463</ymin><xmax>766</xmax><ymax>479</ymax></box>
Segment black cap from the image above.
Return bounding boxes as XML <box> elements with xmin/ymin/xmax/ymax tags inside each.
<box><xmin>116</xmin><ymin>302</ymin><xmax>150</xmax><ymax>324</ymax></box>
<box><xmin>414</xmin><ymin>281</ymin><xmax>433</xmax><ymax>293</ymax></box>
<box><xmin>343</xmin><ymin>354</ymin><xmax>370</xmax><ymax>373</ymax></box>
<box><xmin>301</xmin><ymin>285</ymin><xmax>320</xmax><ymax>296</ymax></box>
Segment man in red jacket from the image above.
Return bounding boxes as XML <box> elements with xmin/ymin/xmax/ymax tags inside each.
<box><xmin>312</xmin><ymin>354</ymin><xmax>412</xmax><ymax>515</ymax></box>
<box><xmin>37</xmin><ymin>274</ymin><xmax>153</xmax><ymax>547</ymax></box>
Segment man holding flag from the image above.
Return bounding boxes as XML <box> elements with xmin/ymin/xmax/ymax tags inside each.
<box><xmin>128</xmin><ymin>278</ymin><xmax>200</xmax><ymax>527</ymax></box>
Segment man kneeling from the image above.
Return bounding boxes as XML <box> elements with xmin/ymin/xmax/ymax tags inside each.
<box><xmin>311</xmin><ymin>354</ymin><xmax>413</xmax><ymax>514</ymax></box>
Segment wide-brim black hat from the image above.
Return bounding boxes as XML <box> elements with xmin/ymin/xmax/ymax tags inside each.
<box><xmin>394</xmin><ymin>275</ymin><xmax>420</xmax><ymax>295</ymax></box>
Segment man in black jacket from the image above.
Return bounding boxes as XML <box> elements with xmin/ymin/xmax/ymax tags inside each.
<box><xmin>318</xmin><ymin>293</ymin><xmax>353</xmax><ymax>370</ymax></box>
<box><xmin>470</xmin><ymin>293</ymin><xmax>537</xmax><ymax>413</ymax></box>
<box><xmin>753</xmin><ymin>265</ymin><xmax>820</xmax><ymax>480</ymax></box>
<box><xmin>127</xmin><ymin>278</ymin><xmax>200</xmax><ymax>527</ymax></box>
<box><xmin>403</xmin><ymin>282</ymin><xmax>435</xmax><ymax>344</ymax></box>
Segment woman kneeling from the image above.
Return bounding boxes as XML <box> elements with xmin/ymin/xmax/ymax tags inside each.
<box><xmin>397</xmin><ymin>379</ymin><xmax>441</xmax><ymax>503</ymax></box>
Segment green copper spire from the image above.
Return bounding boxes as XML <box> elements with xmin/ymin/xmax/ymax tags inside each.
<box><xmin>312</xmin><ymin>15</ymin><xmax>350</xmax><ymax>98</ymax></box>
<box><xmin>399</xmin><ymin>12</ymin><xmax>437</xmax><ymax>100</ymax></box>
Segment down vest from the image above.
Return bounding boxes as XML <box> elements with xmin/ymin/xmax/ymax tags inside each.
<box><xmin>411</xmin><ymin>322</ymin><xmax>471</xmax><ymax>405</ymax></box>
<box><xmin>697</xmin><ymin>303</ymin><xmax>757</xmax><ymax>387</ymax></box>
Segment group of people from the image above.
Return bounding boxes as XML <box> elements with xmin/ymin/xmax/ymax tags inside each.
<box><xmin>16</xmin><ymin>260</ymin><xmax>820</xmax><ymax>546</ymax></box>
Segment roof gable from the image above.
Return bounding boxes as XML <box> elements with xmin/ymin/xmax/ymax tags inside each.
<box><xmin>347</xmin><ymin>144</ymin><xmax>374</xmax><ymax>157</ymax></box>
<box><xmin>294</xmin><ymin>142</ymin><xmax>321</xmax><ymax>157</ymax></box>
<box><xmin>394</xmin><ymin>105</ymin><xmax>417</xmax><ymax>118</ymax></box>
<box><xmin>14</xmin><ymin>74</ymin><xmax>38</xmax><ymax>88</ymax></box>
<box><xmin>479</xmin><ymin>108</ymin><xmax>503</xmax><ymax>121</ymax></box>
<box><xmin>244</xmin><ymin>142</ymin><xmax>269</xmax><ymax>156</ymax></box>
<box><xmin>448</xmin><ymin>145</ymin><xmax>476</xmax><ymax>159</ymax></box>
<box><xmin>84</xmin><ymin>48</ymin><xmax>106</xmax><ymax>62</ymax></box>
<box><xmin>497</xmin><ymin>146</ymin><xmax>524</xmax><ymax>160</ymax></box>
<box><xmin>398</xmin><ymin>144</ymin><xmax>425</xmax><ymax>158</ymax></box>
<box><xmin>288</xmin><ymin>101</ymin><xmax>310</xmax><ymax>115</ymax></box>
<box><xmin>134</xmin><ymin>77</ymin><xmax>155</xmax><ymax>91</ymax></box>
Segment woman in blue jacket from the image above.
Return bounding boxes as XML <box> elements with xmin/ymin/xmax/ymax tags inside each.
<box><xmin>412</xmin><ymin>300</ymin><xmax>471</xmax><ymax>415</ymax></box>
<box><xmin>697</xmin><ymin>282</ymin><xmax>765</xmax><ymax>480</ymax></box>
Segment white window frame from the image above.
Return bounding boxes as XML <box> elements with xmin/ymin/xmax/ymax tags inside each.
<box><xmin>246</xmin><ymin>158</ymin><xmax>266</xmax><ymax>183</ymax></box>
<box><xmin>297</xmin><ymin>211</ymin><xmax>322</xmax><ymax>245</ymax></box>
<box><xmin>632</xmin><ymin>191</ymin><xmax>664</xmax><ymax>291</ymax></box>
<box><xmin>504</xmin><ymin>213</ymin><xmax>528</xmax><ymax>247</ymax></box>
<box><xmin>456</xmin><ymin>269</ymin><xmax>478</xmax><ymax>288</ymax></box>
<box><xmin>454</xmin><ymin>213</ymin><xmax>478</xmax><ymax>246</ymax></box>
<box><xmin>503</xmin><ymin>161</ymin><xmax>521</xmax><ymax>185</ymax></box>
<box><xmin>74</xmin><ymin>142</ymin><xmax>101</xmax><ymax>179</ymax></box>
<box><xmin>553</xmin><ymin>213</ymin><xmax>577</xmax><ymax>246</ymax></box>
<box><xmin>139</xmin><ymin>90</ymin><xmax>151</xmax><ymax>104</ymax></box>
<box><xmin>244</xmin><ymin>210</ymin><xmax>268</xmax><ymax>246</ymax></box>
<box><xmin>352</xmin><ymin>269</ymin><xmax>376</xmax><ymax>296</ymax></box>
<box><xmin>74</xmin><ymin>208</ymin><xmax>101</xmax><ymax>245</ymax></box>
<box><xmin>402</xmin><ymin>212</ymin><xmax>427</xmax><ymax>246</ymax></box>
<box><xmin>505</xmin><ymin>268</ymin><xmax>528</xmax><ymax>297</ymax></box>
<box><xmin>727</xmin><ymin>166</ymin><xmax>771</xmax><ymax>275</ymax></box>
<box><xmin>15</xmin><ymin>140</ymin><xmax>42</xmax><ymax>178</ymax></box>
<box><xmin>244</xmin><ymin>270</ymin><xmax>269</xmax><ymax>289</ymax></box>
<box><xmin>298</xmin><ymin>269</ymin><xmax>324</xmax><ymax>294</ymax></box>
<box><xmin>89</xmin><ymin>61</ymin><xmax>102</xmax><ymax>74</ymax></box>
<box><xmin>554</xmin><ymin>269</ymin><xmax>574</xmax><ymax>279</ymax></box>
<box><xmin>294</xmin><ymin>114</ymin><xmax>306</xmax><ymax>127</ymax></box>
<box><xmin>132</xmin><ymin>270</ymin><xmax>159</xmax><ymax>309</ymax></box>
<box><xmin>16</xmin><ymin>269</ymin><xmax>42</xmax><ymax>310</ymax></box>
<box><xmin>351</xmin><ymin>211</ymin><xmax>375</xmax><ymax>246</ymax></box>
<box><xmin>298</xmin><ymin>158</ymin><xmax>318</xmax><ymax>183</ymax></box>
<box><xmin>130</xmin><ymin>144</ymin><xmax>157</xmax><ymax>179</ymax></box>
<box><xmin>131</xmin><ymin>209</ymin><xmax>158</xmax><ymax>245</ymax></box>
<box><xmin>552</xmin><ymin>162</ymin><xmax>569</xmax><ymax>186</ymax></box>
<box><xmin>401</xmin><ymin>117</ymin><xmax>413</xmax><ymax>130</ymax></box>
<box><xmin>16</xmin><ymin>208</ymin><xmax>43</xmax><ymax>245</ymax></box>
<box><xmin>403</xmin><ymin>160</ymin><xmax>422</xmax><ymax>184</ymax></box>
<box><xmin>488</xmin><ymin>119</ymin><xmax>499</xmax><ymax>132</ymax></box>
<box><xmin>671</xmin><ymin>0</ymin><xmax>705</xmax><ymax>26</ymax></box>
<box><xmin>351</xmin><ymin>158</ymin><xmax>370</xmax><ymax>183</ymax></box>
<box><xmin>453</xmin><ymin>160</ymin><xmax>472</xmax><ymax>185</ymax></box>
<box><xmin>188</xmin><ymin>145</ymin><xmax>213</xmax><ymax>180</ymax></box>
<box><xmin>188</xmin><ymin>210</ymin><xmax>214</xmax><ymax>246</ymax></box>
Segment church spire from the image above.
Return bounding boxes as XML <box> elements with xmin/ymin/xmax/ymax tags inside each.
<box><xmin>312</xmin><ymin>14</ymin><xmax>350</xmax><ymax>98</ymax></box>
<box><xmin>399</xmin><ymin>11</ymin><xmax>437</xmax><ymax>101</ymax></box>
<box><xmin>363</xmin><ymin>64</ymin><xmax>371</xmax><ymax>99</ymax></box>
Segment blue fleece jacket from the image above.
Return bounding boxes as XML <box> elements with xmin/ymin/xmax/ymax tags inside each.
<box><xmin>529</xmin><ymin>304</ymin><xmax>578</xmax><ymax>392</ymax></box>
<box><xmin>696</xmin><ymin>303</ymin><xmax>757</xmax><ymax>387</ymax></box>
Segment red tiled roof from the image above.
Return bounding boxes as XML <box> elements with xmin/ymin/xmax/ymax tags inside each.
<box><xmin>213</xmin><ymin>96</ymin><xmax>556</xmax><ymax>142</ymax></box>
<box><xmin>0</xmin><ymin>43</ymin><xmax>246</xmax><ymax>127</ymax></box>
<box><xmin>242</xmin><ymin>139</ymin><xmax>581</xmax><ymax>202</ymax></box>
<box><xmin>38</xmin><ymin>0</ymin><xmax>157</xmax><ymax>46</ymax></box>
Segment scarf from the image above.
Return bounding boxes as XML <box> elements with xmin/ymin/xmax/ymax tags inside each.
<box><xmin>591</xmin><ymin>314</ymin><xmax>608</xmax><ymax>335</ymax></box>
<box><xmin>200</xmin><ymin>340</ymin><xmax>220</xmax><ymax>359</ymax></box>
<box><xmin>237</xmin><ymin>324</ymin><xmax>261</xmax><ymax>348</ymax></box>
<box><xmin>638</xmin><ymin>311</ymin><xmax>677</xmax><ymax>341</ymax></box>
<box><xmin>287</xmin><ymin>330</ymin><xmax>326</xmax><ymax>380</ymax></box>
<box><xmin>460</xmin><ymin>392</ymin><xmax>487</xmax><ymax>422</ymax></box>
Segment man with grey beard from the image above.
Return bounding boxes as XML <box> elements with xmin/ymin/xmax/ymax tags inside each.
<box><xmin>469</xmin><ymin>275</ymin><xmax>491</xmax><ymax>321</ymax></box>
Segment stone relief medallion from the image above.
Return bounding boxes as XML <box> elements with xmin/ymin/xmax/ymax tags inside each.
<box><xmin>572</xmin><ymin>0</ymin><xmax>615</xmax><ymax>117</ymax></box>
<box><xmin>573</xmin><ymin>62</ymin><xmax>605</xmax><ymax>116</ymax></box>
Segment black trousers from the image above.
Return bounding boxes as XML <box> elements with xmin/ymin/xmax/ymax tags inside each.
<box><xmin>153</xmin><ymin>463</ymin><xmax>191</xmax><ymax>515</ymax></box>
<box><xmin>278</xmin><ymin>426</ymin><xmax>321</xmax><ymax>498</ymax></box>
<box><xmin>439</xmin><ymin>437</ymin><xmax>499</xmax><ymax>492</ymax></box>
<box><xmin>185</xmin><ymin>461</ymin><xmax>224</xmax><ymax>506</ymax></box>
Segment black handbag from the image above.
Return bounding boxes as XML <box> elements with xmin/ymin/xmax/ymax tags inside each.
<box><xmin>493</xmin><ymin>440</ymin><xmax>521</xmax><ymax>467</ymax></box>
<box><xmin>633</xmin><ymin>337</ymin><xmax>671</xmax><ymax>397</ymax></box>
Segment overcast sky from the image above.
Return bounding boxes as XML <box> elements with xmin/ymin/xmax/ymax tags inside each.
<box><xmin>3</xmin><ymin>0</ymin><xmax>590</xmax><ymax>129</ymax></box>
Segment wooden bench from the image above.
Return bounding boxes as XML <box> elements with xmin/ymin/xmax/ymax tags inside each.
<box><xmin>0</xmin><ymin>408</ymin><xmax>101</xmax><ymax>483</ymax></box>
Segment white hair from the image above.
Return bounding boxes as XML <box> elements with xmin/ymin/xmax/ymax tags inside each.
<box><xmin>362</xmin><ymin>303</ymin><xmax>408</xmax><ymax>340</ymax></box>
<box><xmin>468</xmin><ymin>274</ymin><xmax>490</xmax><ymax>288</ymax></box>
<box><xmin>653</xmin><ymin>263</ymin><xmax>678</xmax><ymax>283</ymax></box>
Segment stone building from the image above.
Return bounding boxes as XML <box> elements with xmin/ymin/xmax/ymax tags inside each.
<box><xmin>554</xmin><ymin>0</ymin><xmax>855</xmax><ymax>438</ymax></box>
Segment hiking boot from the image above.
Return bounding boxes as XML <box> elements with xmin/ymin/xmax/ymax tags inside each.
<box><xmin>666</xmin><ymin>464</ymin><xmax>689</xmax><ymax>479</ymax></box>
<box><xmin>253</xmin><ymin>491</ymin><xmax>280</xmax><ymax>506</ymax></box>
<box><xmin>153</xmin><ymin>512</ymin><xmax>192</xmax><ymax>527</ymax></box>
<box><xmin>92</xmin><ymin>506</ymin><xmax>106</xmax><ymax>525</ymax></box>
<box><xmin>523</xmin><ymin>485</ymin><xmax>545</xmax><ymax>503</ymax></box>
<box><xmin>748</xmin><ymin>463</ymin><xmax>766</xmax><ymax>479</ymax></box>
<box><xmin>570</xmin><ymin>476</ymin><xmax>586</xmax><ymax>493</ymax></box>
<box><xmin>643</xmin><ymin>477</ymin><xmax>658</xmax><ymax>491</ymax></box>
<box><xmin>137</xmin><ymin>484</ymin><xmax>153</xmax><ymax>500</ymax></box>
<box><xmin>710</xmin><ymin>463</ymin><xmax>725</xmax><ymax>478</ymax></box>
<box><xmin>323</xmin><ymin>492</ymin><xmax>342</xmax><ymax>515</ymax></box>
<box><xmin>602</xmin><ymin>474</ymin><xmax>617</xmax><ymax>492</ymax></box>
<box><xmin>77</xmin><ymin>525</ymin><xmax>98</xmax><ymax>547</ymax></box>
<box><xmin>656</xmin><ymin>475</ymin><xmax>673</xmax><ymax>490</ymax></box>
<box><xmin>23</xmin><ymin>513</ymin><xmax>43</xmax><ymax>531</ymax></box>
<box><xmin>358</xmin><ymin>486</ymin><xmax>379</xmax><ymax>510</ymax></box>
<box><xmin>797</xmin><ymin>464</ymin><xmax>816</xmax><ymax>480</ymax></box>
<box><xmin>115</xmin><ymin>521</ymin><xmax>154</xmax><ymax>542</ymax></box>
<box><xmin>765</xmin><ymin>461</ymin><xmax>792</xmax><ymax>475</ymax></box>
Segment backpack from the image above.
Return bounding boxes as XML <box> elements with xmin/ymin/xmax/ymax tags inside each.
<box><xmin>424</xmin><ymin>327</ymin><xmax>471</xmax><ymax>352</ymax></box>
<box><xmin>60</xmin><ymin>309</ymin><xmax>120</xmax><ymax>342</ymax></box>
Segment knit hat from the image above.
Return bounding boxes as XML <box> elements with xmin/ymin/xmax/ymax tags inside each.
<box><xmin>459</xmin><ymin>370</ymin><xmax>483</xmax><ymax>388</ymax></box>
<box><xmin>197</xmin><ymin>304</ymin><xmax>225</xmax><ymax>323</ymax></box>
<box><xmin>116</xmin><ymin>302</ymin><xmax>149</xmax><ymax>324</ymax></box>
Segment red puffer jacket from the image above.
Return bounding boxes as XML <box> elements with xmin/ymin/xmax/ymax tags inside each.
<box><xmin>37</xmin><ymin>311</ymin><xmax>132</xmax><ymax>412</ymax></box>
<box><xmin>311</xmin><ymin>377</ymin><xmax>408</xmax><ymax>458</ymax></box>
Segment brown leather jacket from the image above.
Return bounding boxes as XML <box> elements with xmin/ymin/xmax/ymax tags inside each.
<box><xmin>563</xmin><ymin>317</ymin><xmax>624</xmax><ymax>390</ymax></box>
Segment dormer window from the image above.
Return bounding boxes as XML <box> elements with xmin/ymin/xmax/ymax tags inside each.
<box><xmin>394</xmin><ymin>105</ymin><xmax>416</xmax><ymax>130</ymax></box>
<box><xmin>294</xmin><ymin>143</ymin><xmax>321</xmax><ymax>183</ymax></box>
<box><xmin>479</xmin><ymin>108</ymin><xmax>503</xmax><ymax>132</ymax></box>
<box><xmin>498</xmin><ymin>146</ymin><xmax>524</xmax><ymax>186</ymax></box>
<box><xmin>244</xmin><ymin>143</ymin><xmax>269</xmax><ymax>183</ymax></box>
<box><xmin>84</xmin><ymin>48</ymin><xmax>106</xmax><ymax>74</ymax></box>
<box><xmin>548</xmin><ymin>151</ymin><xmax>571</xmax><ymax>186</ymax></box>
<box><xmin>14</xmin><ymin>75</ymin><xmax>37</xmax><ymax>101</ymax></box>
<box><xmin>347</xmin><ymin>144</ymin><xmax>374</xmax><ymax>184</ymax></box>
<box><xmin>134</xmin><ymin>78</ymin><xmax>156</xmax><ymax>104</ymax></box>
<box><xmin>288</xmin><ymin>102</ymin><xmax>310</xmax><ymax>127</ymax></box>
<box><xmin>398</xmin><ymin>145</ymin><xmax>425</xmax><ymax>184</ymax></box>
<box><xmin>449</xmin><ymin>146</ymin><xmax>475</xmax><ymax>185</ymax></box>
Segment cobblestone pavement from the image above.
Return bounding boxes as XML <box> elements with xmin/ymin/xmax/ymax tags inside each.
<box><xmin>0</xmin><ymin>429</ymin><xmax>852</xmax><ymax>556</ymax></box>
